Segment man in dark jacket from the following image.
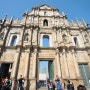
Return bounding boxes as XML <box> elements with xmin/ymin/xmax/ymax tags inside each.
<box><xmin>18</xmin><ymin>75</ymin><xmax>24</xmax><ymax>90</ymax></box>
<box><xmin>67</xmin><ymin>80</ymin><xmax>74</xmax><ymax>90</ymax></box>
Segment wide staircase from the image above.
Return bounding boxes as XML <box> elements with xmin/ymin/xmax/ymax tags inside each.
<box><xmin>37</xmin><ymin>87</ymin><xmax>48</xmax><ymax>90</ymax></box>
<box><xmin>37</xmin><ymin>87</ymin><xmax>90</xmax><ymax>90</ymax></box>
<box><xmin>37</xmin><ymin>88</ymin><xmax>67</xmax><ymax>90</ymax></box>
<box><xmin>37</xmin><ymin>82</ymin><xmax>90</xmax><ymax>90</ymax></box>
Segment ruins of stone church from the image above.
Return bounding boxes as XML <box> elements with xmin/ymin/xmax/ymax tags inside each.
<box><xmin>0</xmin><ymin>4</ymin><xmax>90</xmax><ymax>90</ymax></box>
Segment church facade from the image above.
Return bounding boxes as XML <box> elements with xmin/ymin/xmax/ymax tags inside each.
<box><xmin>0</xmin><ymin>4</ymin><xmax>90</xmax><ymax>90</ymax></box>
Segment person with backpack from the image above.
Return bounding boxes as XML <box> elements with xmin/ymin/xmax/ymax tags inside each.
<box><xmin>55</xmin><ymin>78</ymin><xmax>62</xmax><ymax>90</ymax></box>
<box><xmin>67</xmin><ymin>80</ymin><xmax>74</xmax><ymax>90</ymax></box>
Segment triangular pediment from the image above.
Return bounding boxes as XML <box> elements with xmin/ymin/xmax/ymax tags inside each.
<box><xmin>40</xmin><ymin>4</ymin><xmax>53</xmax><ymax>9</ymax></box>
<box><xmin>33</xmin><ymin>4</ymin><xmax>57</xmax><ymax>10</ymax></box>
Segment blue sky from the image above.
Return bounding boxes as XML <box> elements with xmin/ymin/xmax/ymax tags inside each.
<box><xmin>0</xmin><ymin>0</ymin><xmax>90</xmax><ymax>26</ymax></box>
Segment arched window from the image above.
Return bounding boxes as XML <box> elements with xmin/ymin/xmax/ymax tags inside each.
<box><xmin>62</xmin><ymin>34</ymin><xmax>67</xmax><ymax>42</ymax></box>
<box><xmin>43</xmin><ymin>19</ymin><xmax>48</xmax><ymax>26</ymax></box>
<box><xmin>74</xmin><ymin>37</ymin><xmax>78</xmax><ymax>46</ymax></box>
<box><xmin>23</xmin><ymin>33</ymin><xmax>29</xmax><ymax>41</ymax></box>
<box><xmin>10</xmin><ymin>35</ymin><xmax>17</xmax><ymax>46</ymax></box>
<box><xmin>43</xmin><ymin>35</ymin><xmax>49</xmax><ymax>47</ymax></box>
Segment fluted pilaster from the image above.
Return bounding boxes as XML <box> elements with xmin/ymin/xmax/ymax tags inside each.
<box><xmin>72</xmin><ymin>49</ymin><xmax>81</xmax><ymax>78</ymax></box>
<box><xmin>56</xmin><ymin>48</ymin><xmax>61</xmax><ymax>77</ymax></box>
<box><xmin>11</xmin><ymin>48</ymin><xmax>21</xmax><ymax>90</ymax></box>
<box><xmin>62</xmin><ymin>49</ymin><xmax>69</xmax><ymax>78</ymax></box>
<box><xmin>24</xmin><ymin>49</ymin><xmax>30</xmax><ymax>90</ymax></box>
<box><xmin>32</xmin><ymin>48</ymin><xmax>38</xmax><ymax>78</ymax></box>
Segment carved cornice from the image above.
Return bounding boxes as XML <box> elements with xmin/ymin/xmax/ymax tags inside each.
<box><xmin>56</xmin><ymin>46</ymin><xmax>90</xmax><ymax>51</ymax></box>
<box><xmin>39</xmin><ymin>47</ymin><xmax>55</xmax><ymax>50</ymax></box>
<box><xmin>25</xmin><ymin>25</ymin><xmax>40</xmax><ymax>30</ymax></box>
<box><xmin>0</xmin><ymin>60</ymin><xmax>14</xmax><ymax>63</ymax></box>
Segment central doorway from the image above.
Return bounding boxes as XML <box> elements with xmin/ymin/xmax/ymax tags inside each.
<box><xmin>38</xmin><ymin>60</ymin><xmax>54</xmax><ymax>88</ymax></box>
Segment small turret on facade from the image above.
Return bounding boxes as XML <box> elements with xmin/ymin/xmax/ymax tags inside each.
<box><xmin>62</xmin><ymin>11</ymin><xmax>67</xmax><ymax>19</ymax></box>
<box><xmin>82</xmin><ymin>18</ymin><xmax>88</xmax><ymax>28</ymax></box>
<box><xmin>23</xmin><ymin>10</ymin><xmax>29</xmax><ymax>17</ymax></box>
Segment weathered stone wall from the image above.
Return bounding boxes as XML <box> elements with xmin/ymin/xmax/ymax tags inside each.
<box><xmin>0</xmin><ymin>4</ymin><xmax>90</xmax><ymax>90</ymax></box>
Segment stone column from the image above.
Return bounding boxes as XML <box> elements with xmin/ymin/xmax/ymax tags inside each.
<box><xmin>56</xmin><ymin>48</ymin><xmax>61</xmax><ymax>77</ymax></box>
<box><xmin>32</xmin><ymin>48</ymin><xmax>37</xmax><ymax>78</ymax></box>
<box><xmin>31</xmin><ymin>48</ymin><xmax>37</xmax><ymax>90</ymax></box>
<box><xmin>62</xmin><ymin>49</ymin><xmax>69</xmax><ymax>78</ymax></box>
<box><xmin>32</xmin><ymin>27</ymin><xmax>38</xmax><ymax>45</ymax></box>
<box><xmin>53</xmin><ymin>29</ymin><xmax>56</xmax><ymax>47</ymax></box>
<box><xmin>59</xmin><ymin>28</ymin><xmax>62</xmax><ymax>43</ymax></box>
<box><xmin>11</xmin><ymin>48</ymin><xmax>20</xmax><ymax>90</ymax></box>
<box><xmin>80</xmin><ymin>30</ymin><xmax>86</xmax><ymax>43</ymax></box>
<box><xmin>30</xmin><ymin>27</ymin><xmax>33</xmax><ymax>45</ymax></box>
<box><xmin>35</xmin><ymin>27</ymin><xmax>38</xmax><ymax>45</ymax></box>
<box><xmin>72</xmin><ymin>49</ymin><xmax>81</xmax><ymax>78</ymax></box>
<box><xmin>68</xmin><ymin>29</ymin><xmax>74</xmax><ymax>47</ymax></box>
<box><xmin>67</xmin><ymin>28</ymin><xmax>70</xmax><ymax>43</ymax></box>
<box><xmin>29</xmin><ymin>27</ymin><xmax>32</xmax><ymax>45</ymax></box>
<box><xmin>54</xmin><ymin>28</ymin><xmax>57</xmax><ymax>41</ymax></box>
<box><xmin>18</xmin><ymin>26</ymin><xmax>25</xmax><ymax>45</ymax></box>
<box><xmin>57</xmin><ymin>29</ymin><xmax>59</xmax><ymax>43</ymax></box>
<box><xmin>67</xmin><ymin>28</ymin><xmax>73</xmax><ymax>47</ymax></box>
<box><xmin>3</xmin><ymin>26</ymin><xmax>10</xmax><ymax>46</ymax></box>
<box><xmin>54</xmin><ymin>28</ymin><xmax>58</xmax><ymax>48</ymax></box>
<box><xmin>24</xmin><ymin>49</ymin><xmax>30</xmax><ymax>90</ymax></box>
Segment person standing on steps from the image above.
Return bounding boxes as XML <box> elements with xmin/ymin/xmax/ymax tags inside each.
<box><xmin>17</xmin><ymin>75</ymin><xmax>24</xmax><ymax>90</ymax></box>
<box><xmin>55</xmin><ymin>78</ymin><xmax>62</xmax><ymax>90</ymax></box>
<box><xmin>67</xmin><ymin>80</ymin><xmax>74</xmax><ymax>90</ymax></box>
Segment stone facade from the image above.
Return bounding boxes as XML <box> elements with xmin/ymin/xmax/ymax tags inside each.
<box><xmin>0</xmin><ymin>4</ymin><xmax>90</xmax><ymax>90</ymax></box>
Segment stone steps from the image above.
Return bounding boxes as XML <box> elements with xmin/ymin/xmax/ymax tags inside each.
<box><xmin>37</xmin><ymin>87</ymin><xmax>90</xmax><ymax>90</ymax></box>
<box><xmin>37</xmin><ymin>87</ymin><xmax>67</xmax><ymax>90</ymax></box>
<box><xmin>37</xmin><ymin>87</ymin><xmax>48</xmax><ymax>90</ymax></box>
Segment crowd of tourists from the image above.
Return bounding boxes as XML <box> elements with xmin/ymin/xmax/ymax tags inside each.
<box><xmin>0</xmin><ymin>75</ymin><xmax>88</xmax><ymax>90</ymax></box>
<box><xmin>0</xmin><ymin>77</ymin><xmax>12</xmax><ymax>90</ymax></box>
<box><xmin>47</xmin><ymin>75</ymin><xmax>87</xmax><ymax>90</ymax></box>
<box><xmin>0</xmin><ymin>75</ymin><xmax>24</xmax><ymax>90</ymax></box>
